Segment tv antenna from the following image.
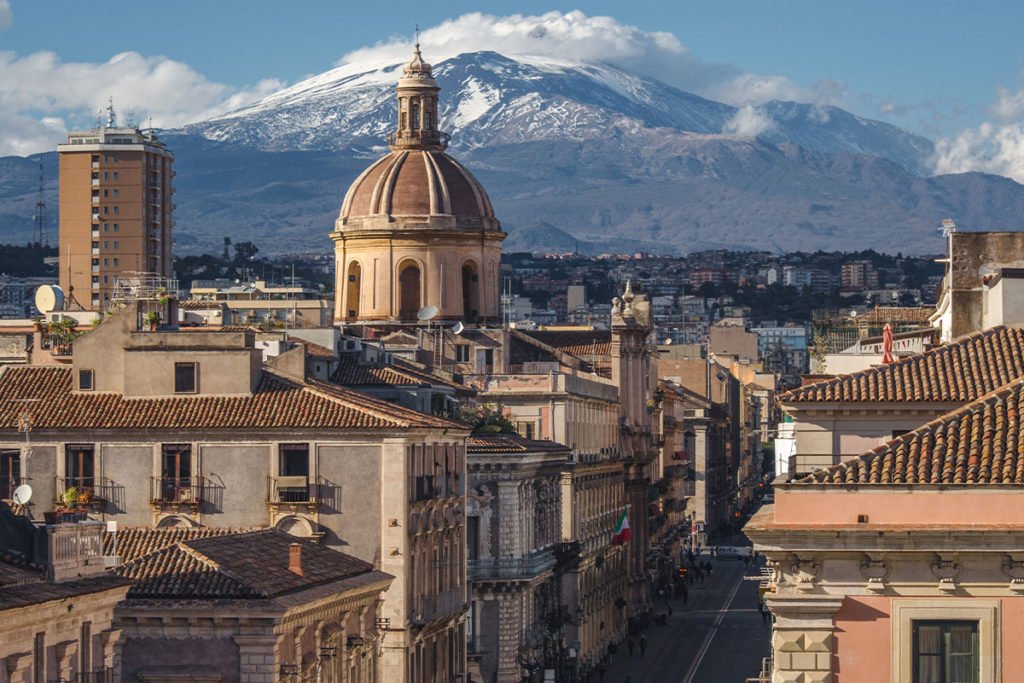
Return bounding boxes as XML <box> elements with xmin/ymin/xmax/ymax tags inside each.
<box><xmin>940</xmin><ymin>218</ymin><xmax>957</xmax><ymax>239</ymax></box>
<box><xmin>33</xmin><ymin>158</ymin><xmax>48</xmax><ymax>247</ymax></box>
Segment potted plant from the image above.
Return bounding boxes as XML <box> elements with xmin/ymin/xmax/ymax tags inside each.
<box><xmin>32</xmin><ymin>316</ymin><xmax>43</xmax><ymax>332</ymax></box>
<box><xmin>145</xmin><ymin>311</ymin><xmax>161</xmax><ymax>331</ymax></box>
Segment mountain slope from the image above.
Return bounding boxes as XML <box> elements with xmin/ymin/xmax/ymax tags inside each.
<box><xmin>2</xmin><ymin>51</ymin><xmax>1023</xmax><ymax>256</ymax></box>
<box><xmin>183</xmin><ymin>52</ymin><xmax>935</xmax><ymax>175</ymax></box>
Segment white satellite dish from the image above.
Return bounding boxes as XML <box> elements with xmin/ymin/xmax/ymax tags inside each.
<box><xmin>452</xmin><ymin>321</ymin><xmax>465</xmax><ymax>335</ymax></box>
<box><xmin>34</xmin><ymin>285</ymin><xmax>64</xmax><ymax>315</ymax></box>
<box><xmin>417</xmin><ymin>305</ymin><xmax>439</xmax><ymax>322</ymax></box>
<box><xmin>664</xmin><ymin>338</ymin><xmax>673</xmax><ymax>345</ymax></box>
<box><xmin>12</xmin><ymin>484</ymin><xmax>32</xmax><ymax>505</ymax></box>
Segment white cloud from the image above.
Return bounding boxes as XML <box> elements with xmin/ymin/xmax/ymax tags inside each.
<box><xmin>990</xmin><ymin>85</ymin><xmax>1024</xmax><ymax>121</ymax></box>
<box><xmin>336</xmin><ymin>11</ymin><xmax>805</xmax><ymax>106</ymax></box>
<box><xmin>722</xmin><ymin>105</ymin><xmax>775</xmax><ymax>137</ymax></box>
<box><xmin>0</xmin><ymin>50</ymin><xmax>282</xmax><ymax>156</ymax></box>
<box><xmin>933</xmin><ymin>121</ymin><xmax>1024</xmax><ymax>182</ymax></box>
<box><xmin>0</xmin><ymin>0</ymin><xmax>11</xmax><ymax>31</ymax></box>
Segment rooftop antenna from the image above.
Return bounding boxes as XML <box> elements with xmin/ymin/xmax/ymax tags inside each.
<box><xmin>32</xmin><ymin>158</ymin><xmax>48</xmax><ymax>247</ymax></box>
<box><xmin>940</xmin><ymin>218</ymin><xmax>957</xmax><ymax>239</ymax></box>
<box><xmin>106</xmin><ymin>97</ymin><xmax>117</xmax><ymax>128</ymax></box>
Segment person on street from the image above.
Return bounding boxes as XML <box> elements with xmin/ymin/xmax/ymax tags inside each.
<box><xmin>682</xmin><ymin>584</ymin><xmax>689</xmax><ymax>605</ymax></box>
<box><xmin>628</xmin><ymin>637</ymin><xmax>636</xmax><ymax>657</ymax></box>
<box><xmin>639</xmin><ymin>634</ymin><xmax>648</xmax><ymax>656</ymax></box>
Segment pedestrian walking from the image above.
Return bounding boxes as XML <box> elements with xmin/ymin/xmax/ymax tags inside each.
<box><xmin>639</xmin><ymin>634</ymin><xmax>648</xmax><ymax>656</ymax></box>
<box><xmin>682</xmin><ymin>585</ymin><xmax>689</xmax><ymax>605</ymax></box>
<box><xmin>628</xmin><ymin>637</ymin><xmax>636</xmax><ymax>658</ymax></box>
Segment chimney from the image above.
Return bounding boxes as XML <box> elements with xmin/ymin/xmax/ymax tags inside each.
<box><xmin>289</xmin><ymin>542</ymin><xmax>303</xmax><ymax>577</ymax></box>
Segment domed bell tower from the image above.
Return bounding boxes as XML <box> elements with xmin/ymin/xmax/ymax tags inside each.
<box><xmin>331</xmin><ymin>43</ymin><xmax>506</xmax><ymax>325</ymax></box>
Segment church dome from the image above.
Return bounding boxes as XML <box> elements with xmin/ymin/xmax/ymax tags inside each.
<box><xmin>339</xmin><ymin>149</ymin><xmax>497</xmax><ymax>228</ymax></box>
<box><xmin>336</xmin><ymin>43</ymin><xmax>501</xmax><ymax>233</ymax></box>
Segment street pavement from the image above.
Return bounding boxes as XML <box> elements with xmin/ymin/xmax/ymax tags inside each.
<box><xmin>599</xmin><ymin>555</ymin><xmax>771</xmax><ymax>683</ymax></box>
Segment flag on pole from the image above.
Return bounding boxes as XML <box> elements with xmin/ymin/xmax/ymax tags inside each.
<box><xmin>611</xmin><ymin>508</ymin><xmax>631</xmax><ymax>545</ymax></box>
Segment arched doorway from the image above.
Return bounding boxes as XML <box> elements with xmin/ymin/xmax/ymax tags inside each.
<box><xmin>399</xmin><ymin>262</ymin><xmax>421</xmax><ymax>321</ymax></box>
<box><xmin>345</xmin><ymin>261</ymin><xmax>361</xmax><ymax>319</ymax></box>
<box><xmin>461</xmin><ymin>262</ymin><xmax>479</xmax><ymax>321</ymax></box>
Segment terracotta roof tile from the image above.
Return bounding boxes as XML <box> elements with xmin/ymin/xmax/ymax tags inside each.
<box><xmin>104</xmin><ymin>526</ymin><xmax>258</xmax><ymax>564</ymax></box>
<box><xmin>331</xmin><ymin>355</ymin><xmax>466</xmax><ymax>391</ymax></box>
<box><xmin>117</xmin><ymin>529</ymin><xmax>379</xmax><ymax>599</ymax></box>
<box><xmin>521</xmin><ymin>330</ymin><xmax>611</xmax><ymax>357</ymax></box>
<box><xmin>0</xmin><ymin>366</ymin><xmax>462</xmax><ymax>431</ymax></box>
<box><xmin>799</xmin><ymin>378</ymin><xmax>1024</xmax><ymax>485</ymax></box>
<box><xmin>781</xmin><ymin>326</ymin><xmax>1024</xmax><ymax>403</ymax></box>
<box><xmin>467</xmin><ymin>435</ymin><xmax>570</xmax><ymax>454</ymax></box>
<box><xmin>855</xmin><ymin>306</ymin><xmax>935</xmax><ymax>325</ymax></box>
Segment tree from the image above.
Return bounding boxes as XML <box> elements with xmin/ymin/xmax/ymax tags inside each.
<box><xmin>233</xmin><ymin>241</ymin><xmax>260</xmax><ymax>263</ymax></box>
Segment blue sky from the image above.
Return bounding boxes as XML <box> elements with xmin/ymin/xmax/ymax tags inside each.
<box><xmin>3</xmin><ymin>0</ymin><xmax>1024</xmax><ymax>178</ymax></box>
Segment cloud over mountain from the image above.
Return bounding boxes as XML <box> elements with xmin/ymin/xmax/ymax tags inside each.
<box><xmin>336</xmin><ymin>11</ymin><xmax>809</xmax><ymax>107</ymax></box>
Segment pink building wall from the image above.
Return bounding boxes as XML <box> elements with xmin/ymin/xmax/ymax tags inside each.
<box><xmin>774</xmin><ymin>490</ymin><xmax>1024</xmax><ymax>527</ymax></box>
<box><xmin>833</xmin><ymin>596</ymin><xmax>1024</xmax><ymax>681</ymax></box>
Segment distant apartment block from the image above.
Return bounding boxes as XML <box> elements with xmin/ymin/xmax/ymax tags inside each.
<box><xmin>58</xmin><ymin>117</ymin><xmax>173</xmax><ymax>311</ymax></box>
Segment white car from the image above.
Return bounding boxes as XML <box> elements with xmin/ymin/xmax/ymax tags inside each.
<box><xmin>715</xmin><ymin>546</ymin><xmax>752</xmax><ymax>560</ymax></box>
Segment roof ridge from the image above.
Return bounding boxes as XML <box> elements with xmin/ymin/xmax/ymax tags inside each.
<box><xmin>303</xmin><ymin>376</ymin><xmax>465</xmax><ymax>430</ymax></box>
<box><xmin>797</xmin><ymin>374</ymin><xmax>1024</xmax><ymax>485</ymax></box>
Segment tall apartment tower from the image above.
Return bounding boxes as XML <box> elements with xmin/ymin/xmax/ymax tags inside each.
<box><xmin>58</xmin><ymin>111</ymin><xmax>173</xmax><ymax>311</ymax></box>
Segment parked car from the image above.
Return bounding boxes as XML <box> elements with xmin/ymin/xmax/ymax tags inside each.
<box><xmin>716</xmin><ymin>545</ymin><xmax>752</xmax><ymax>560</ymax></box>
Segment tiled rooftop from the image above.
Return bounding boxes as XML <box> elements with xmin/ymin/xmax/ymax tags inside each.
<box><xmin>0</xmin><ymin>366</ymin><xmax>462</xmax><ymax>431</ymax></box>
<box><xmin>467</xmin><ymin>434</ymin><xmax>570</xmax><ymax>454</ymax></box>
<box><xmin>521</xmin><ymin>330</ymin><xmax>612</xmax><ymax>357</ymax></box>
<box><xmin>799</xmin><ymin>378</ymin><xmax>1024</xmax><ymax>485</ymax></box>
<box><xmin>855</xmin><ymin>306</ymin><xmax>935</xmax><ymax>325</ymax></box>
<box><xmin>104</xmin><ymin>526</ymin><xmax>259</xmax><ymax>564</ymax></box>
<box><xmin>117</xmin><ymin>529</ymin><xmax>381</xmax><ymax>599</ymax></box>
<box><xmin>780</xmin><ymin>326</ymin><xmax>1024</xmax><ymax>403</ymax></box>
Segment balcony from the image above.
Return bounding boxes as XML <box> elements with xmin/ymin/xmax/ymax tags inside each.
<box><xmin>468</xmin><ymin>547</ymin><xmax>557</xmax><ymax>581</ymax></box>
<box><xmin>47</xmin><ymin>519</ymin><xmax>106</xmax><ymax>582</ymax></box>
<box><xmin>150</xmin><ymin>477</ymin><xmax>203</xmax><ymax>509</ymax></box>
<box><xmin>467</xmin><ymin>636</ymin><xmax>489</xmax><ymax>655</ymax></box>
<box><xmin>267</xmin><ymin>475</ymin><xmax>323</xmax><ymax>513</ymax></box>
<box><xmin>53</xmin><ymin>477</ymin><xmax>112</xmax><ymax>511</ymax></box>
<box><xmin>664</xmin><ymin>465</ymin><xmax>688</xmax><ymax>479</ymax></box>
<box><xmin>413</xmin><ymin>588</ymin><xmax>464</xmax><ymax>624</ymax></box>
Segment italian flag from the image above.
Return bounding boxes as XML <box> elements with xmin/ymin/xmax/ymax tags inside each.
<box><xmin>611</xmin><ymin>509</ymin><xmax>631</xmax><ymax>545</ymax></box>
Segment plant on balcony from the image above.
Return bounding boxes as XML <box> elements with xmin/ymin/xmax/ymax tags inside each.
<box><xmin>459</xmin><ymin>402</ymin><xmax>516</xmax><ymax>435</ymax></box>
<box><xmin>60</xmin><ymin>486</ymin><xmax>80</xmax><ymax>509</ymax></box>
<box><xmin>145</xmin><ymin>311</ymin><xmax>161</xmax><ymax>331</ymax></box>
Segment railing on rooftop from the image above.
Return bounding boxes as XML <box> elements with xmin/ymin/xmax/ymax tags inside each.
<box><xmin>745</xmin><ymin>657</ymin><xmax>773</xmax><ymax>683</ymax></box>
<box><xmin>47</xmin><ymin>520</ymin><xmax>106</xmax><ymax>582</ymax></box>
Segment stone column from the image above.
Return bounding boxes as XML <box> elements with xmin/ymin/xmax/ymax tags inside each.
<box><xmin>99</xmin><ymin>629</ymin><xmax>122</xmax><ymax>683</ymax></box>
<box><xmin>767</xmin><ymin>594</ymin><xmax>843</xmax><ymax>683</ymax></box>
<box><xmin>497</xmin><ymin>591</ymin><xmax>524</xmax><ymax>682</ymax></box>
<box><xmin>234</xmin><ymin>634</ymin><xmax>279</xmax><ymax>683</ymax></box>
<box><xmin>54</xmin><ymin>641</ymin><xmax>78</xmax><ymax>683</ymax></box>
<box><xmin>4</xmin><ymin>652</ymin><xmax>32</xmax><ymax>683</ymax></box>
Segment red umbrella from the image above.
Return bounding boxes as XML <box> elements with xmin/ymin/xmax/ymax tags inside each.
<box><xmin>881</xmin><ymin>323</ymin><xmax>895</xmax><ymax>364</ymax></box>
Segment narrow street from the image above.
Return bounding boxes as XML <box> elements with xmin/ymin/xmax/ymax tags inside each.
<box><xmin>601</xmin><ymin>556</ymin><xmax>770</xmax><ymax>683</ymax></box>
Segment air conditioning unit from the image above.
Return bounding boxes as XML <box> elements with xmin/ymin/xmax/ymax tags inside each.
<box><xmin>178</xmin><ymin>487</ymin><xmax>194</xmax><ymax>502</ymax></box>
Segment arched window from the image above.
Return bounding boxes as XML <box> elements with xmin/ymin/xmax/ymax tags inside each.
<box><xmin>411</xmin><ymin>101</ymin><xmax>421</xmax><ymax>130</ymax></box>
<box><xmin>461</xmin><ymin>262</ymin><xmax>480</xmax><ymax>321</ymax></box>
<box><xmin>345</xmin><ymin>261</ymin><xmax>361</xmax><ymax>319</ymax></box>
<box><xmin>424</xmin><ymin>109</ymin><xmax>433</xmax><ymax>131</ymax></box>
<box><xmin>399</xmin><ymin>262</ymin><xmax>421</xmax><ymax>321</ymax></box>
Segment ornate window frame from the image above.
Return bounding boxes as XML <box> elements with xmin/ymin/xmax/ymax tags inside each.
<box><xmin>891</xmin><ymin>598</ymin><xmax>999</xmax><ymax>683</ymax></box>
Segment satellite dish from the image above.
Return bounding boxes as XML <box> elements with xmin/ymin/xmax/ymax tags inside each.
<box><xmin>452</xmin><ymin>321</ymin><xmax>465</xmax><ymax>335</ymax></box>
<box><xmin>12</xmin><ymin>484</ymin><xmax>32</xmax><ymax>505</ymax></box>
<box><xmin>417</xmin><ymin>305</ymin><xmax>439</xmax><ymax>321</ymax></box>
<box><xmin>35</xmin><ymin>285</ymin><xmax>64</xmax><ymax>315</ymax></box>
<box><xmin>664</xmin><ymin>338</ymin><xmax>673</xmax><ymax>345</ymax></box>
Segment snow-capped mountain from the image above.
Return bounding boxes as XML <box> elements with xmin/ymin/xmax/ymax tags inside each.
<box><xmin>181</xmin><ymin>51</ymin><xmax>935</xmax><ymax>175</ymax></box>
<box><xmin>5</xmin><ymin>51</ymin><xmax>1024</xmax><ymax>254</ymax></box>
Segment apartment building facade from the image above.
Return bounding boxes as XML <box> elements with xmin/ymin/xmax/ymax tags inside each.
<box><xmin>58</xmin><ymin>122</ymin><xmax>173</xmax><ymax>311</ymax></box>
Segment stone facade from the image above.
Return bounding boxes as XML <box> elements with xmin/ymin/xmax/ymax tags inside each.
<box><xmin>466</xmin><ymin>436</ymin><xmax>568</xmax><ymax>683</ymax></box>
